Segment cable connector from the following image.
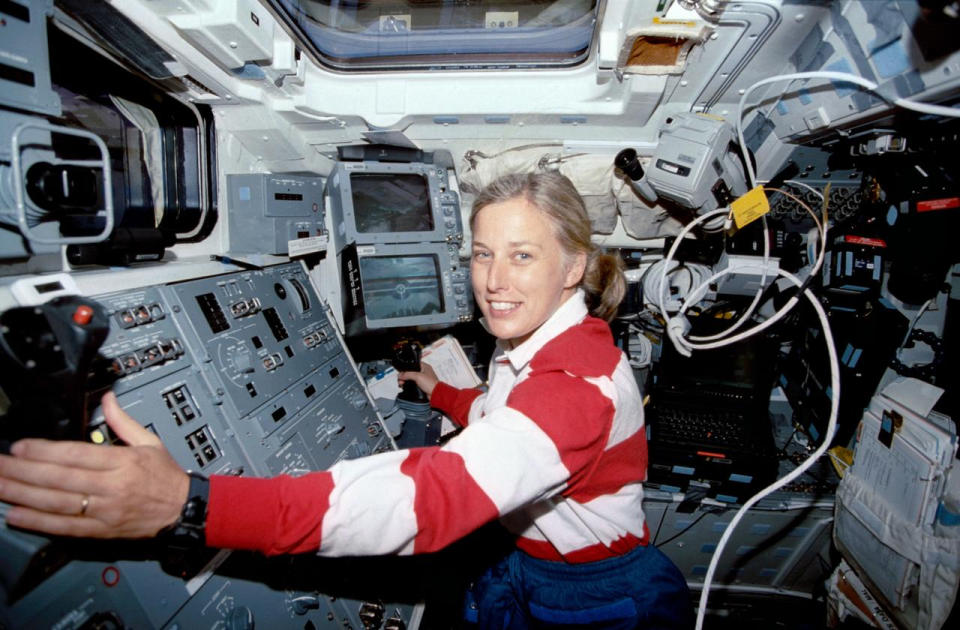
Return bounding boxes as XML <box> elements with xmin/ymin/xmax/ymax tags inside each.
<box><xmin>715</xmin><ymin>253</ymin><xmax>779</xmax><ymax>297</ymax></box>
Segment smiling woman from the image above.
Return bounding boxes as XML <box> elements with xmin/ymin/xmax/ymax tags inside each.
<box><xmin>469</xmin><ymin>171</ymin><xmax>626</xmax><ymax>334</ymax></box>
<box><xmin>470</xmin><ymin>197</ymin><xmax>585</xmax><ymax>347</ymax></box>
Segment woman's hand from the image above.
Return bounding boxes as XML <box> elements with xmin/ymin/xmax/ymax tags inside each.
<box><xmin>0</xmin><ymin>392</ymin><xmax>188</xmax><ymax>539</ymax></box>
<box><xmin>397</xmin><ymin>362</ymin><xmax>440</xmax><ymax>398</ymax></box>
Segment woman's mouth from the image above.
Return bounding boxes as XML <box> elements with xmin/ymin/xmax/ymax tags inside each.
<box><xmin>488</xmin><ymin>301</ymin><xmax>520</xmax><ymax>315</ymax></box>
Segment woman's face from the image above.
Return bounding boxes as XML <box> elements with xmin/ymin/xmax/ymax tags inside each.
<box><xmin>470</xmin><ymin>197</ymin><xmax>585</xmax><ymax>347</ymax></box>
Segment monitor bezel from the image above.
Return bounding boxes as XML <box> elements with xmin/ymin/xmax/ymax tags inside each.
<box><xmin>340</xmin><ymin>242</ymin><xmax>467</xmax><ymax>335</ymax></box>
<box><xmin>328</xmin><ymin>161</ymin><xmax>454</xmax><ymax>245</ymax></box>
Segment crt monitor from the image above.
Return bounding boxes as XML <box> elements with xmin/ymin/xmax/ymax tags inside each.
<box><xmin>326</xmin><ymin>160</ymin><xmax>463</xmax><ymax>247</ymax></box>
<box><xmin>339</xmin><ymin>242</ymin><xmax>472</xmax><ymax>336</ymax></box>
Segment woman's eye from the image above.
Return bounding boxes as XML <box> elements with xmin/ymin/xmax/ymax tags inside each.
<box><xmin>514</xmin><ymin>251</ymin><xmax>532</xmax><ymax>261</ymax></box>
<box><xmin>472</xmin><ymin>250</ymin><xmax>490</xmax><ymax>260</ymax></box>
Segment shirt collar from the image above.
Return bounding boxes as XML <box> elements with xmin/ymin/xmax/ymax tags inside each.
<box><xmin>493</xmin><ymin>289</ymin><xmax>588</xmax><ymax>371</ymax></box>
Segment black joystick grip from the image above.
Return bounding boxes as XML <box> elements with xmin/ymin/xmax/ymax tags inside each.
<box><xmin>0</xmin><ymin>295</ymin><xmax>109</xmax><ymax>447</ymax></box>
<box><xmin>391</xmin><ymin>340</ymin><xmax>428</xmax><ymax>403</ymax></box>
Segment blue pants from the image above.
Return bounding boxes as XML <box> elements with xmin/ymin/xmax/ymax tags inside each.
<box><xmin>464</xmin><ymin>544</ymin><xmax>693</xmax><ymax>629</ymax></box>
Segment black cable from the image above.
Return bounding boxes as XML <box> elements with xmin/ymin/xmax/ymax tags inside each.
<box><xmin>651</xmin><ymin>503</ymin><xmax>669</xmax><ymax>546</ymax></box>
<box><xmin>654</xmin><ymin>507</ymin><xmax>725</xmax><ymax>548</ymax></box>
<box><xmin>776</xmin><ymin>426</ymin><xmax>800</xmax><ymax>458</ymax></box>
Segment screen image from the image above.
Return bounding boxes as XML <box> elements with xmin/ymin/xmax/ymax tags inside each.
<box><xmin>351</xmin><ymin>173</ymin><xmax>434</xmax><ymax>233</ymax></box>
<box><xmin>658</xmin><ymin>335</ymin><xmax>770</xmax><ymax>393</ymax></box>
<box><xmin>360</xmin><ymin>255</ymin><xmax>444</xmax><ymax>320</ymax></box>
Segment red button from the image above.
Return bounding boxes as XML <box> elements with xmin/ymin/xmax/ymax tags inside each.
<box><xmin>73</xmin><ymin>305</ymin><xmax>94</xmax><ymax>325</ymax></box>
<box><xmin>102</xmin><ymin>566</ymin><xmax>120</xmax><ymax>587</ymax></box>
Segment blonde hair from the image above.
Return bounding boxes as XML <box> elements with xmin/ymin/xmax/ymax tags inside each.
<box><xmin>470</xmin><ymin>171</ymin><xmax>626</xmax><ymax>322</ymax></box>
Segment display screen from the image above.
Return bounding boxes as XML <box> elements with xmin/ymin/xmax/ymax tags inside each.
<box><xmin>658</xmin><ymin>335</ymin><xmax>768</xmax><ymax>393</ymax></box>
<box><xmin>351</xmin><ymin>173</ymin><xmax>434</xmax><ymax>234</ymax></box>
<box><xmin>359</xmin><ymin>255</ymin><xmax>443</xmax><ymax>320</ymax></box>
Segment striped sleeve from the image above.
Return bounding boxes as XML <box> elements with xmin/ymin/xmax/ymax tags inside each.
<box><xmin>205</xmin><ymin>446</ymin><xmax>500</xmax><ymax>557</ymax></box>
<box><xmin>206</xmin><ymin>472</ymin><xmax>334</xmax><ymax>555</ymax></box>
<box><xmin>430</xmin><ymin>381</ymin><xmax>484</xmax><ymax>427</ymax></box>
<box><xmin>205</xmin><ymin>372</ymin><xmax>611</xmax><ymax>558</ymax></box>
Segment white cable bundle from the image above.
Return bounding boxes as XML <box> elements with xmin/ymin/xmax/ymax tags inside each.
<box><xmin>641</xmin><ymin>259</ymin><xmax>712</xmax><ymax>313</ymax></box>
<box><xmin>627</xmin><ymin>330</ymin><xmax>653</xmax><ymax>368</ymax></box>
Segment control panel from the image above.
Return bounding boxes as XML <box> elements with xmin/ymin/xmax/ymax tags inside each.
<box><xmin>1</xmin><ymin>262</ymin><xmax>420</xmax><ymax>630</ymax></box>
<box><xmin>226</xmin><ymin>174</ymin><xmax>327</xmax><ymax>256</ymax></box>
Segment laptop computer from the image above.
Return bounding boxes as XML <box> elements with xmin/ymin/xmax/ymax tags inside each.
<box><xmin>646</xmin><ymin>331</ymin><xmax>779</xmax><ymax>503</ymax></box>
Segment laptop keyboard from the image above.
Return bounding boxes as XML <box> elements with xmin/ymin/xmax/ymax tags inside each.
<box><xmin>651</xmin><ymin>404</ymin><xmax>754</xmax><ymax>450</ymax></box>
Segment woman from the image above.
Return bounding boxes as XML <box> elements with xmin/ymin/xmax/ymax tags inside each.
<box><xmin>0</xmin><ymin>172</ymin><xmax>691</xmax><ymax>628</ymax></box>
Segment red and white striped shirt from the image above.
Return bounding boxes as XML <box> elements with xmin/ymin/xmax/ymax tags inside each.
<box><xmin>207</xmin><ymin>292</ymin><xmax>649</xmax><ymax>562</ymax></box>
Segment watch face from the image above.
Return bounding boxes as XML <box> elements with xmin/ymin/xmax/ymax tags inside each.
<box><xmin>183</xmin><ymin>473</ymin><xmax>210</xmax><ymax>525</ymax></box>
<box><xmin>159</xmin><ymin>473</ymin><xmax>209</xmax><ymax>548</ymax></box>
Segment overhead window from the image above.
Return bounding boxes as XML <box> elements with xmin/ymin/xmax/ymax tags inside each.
<box><xmin>266</xmin><ymin>0</ymin><xmax>601</xmax><ymax>71</ymax></box>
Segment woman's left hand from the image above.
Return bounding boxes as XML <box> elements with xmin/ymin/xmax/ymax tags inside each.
<box><xmin>0</xmin><ymin>392</ymin><xmax>189</xmax><ymax>539</ymax></box>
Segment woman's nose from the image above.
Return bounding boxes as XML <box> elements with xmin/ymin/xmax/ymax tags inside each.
<box><xmin>485</xmin><ymin>258</ymin><xmax>508</xmax><ymax>292</ymax></box>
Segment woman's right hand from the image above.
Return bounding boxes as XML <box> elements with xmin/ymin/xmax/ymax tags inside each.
<box><xmin>0</xmin><ymin>392</ymin><xmax>189</xmax><ymax>539</ymax></box>
<box><xmin>397</xmin><ymin>362</ymin><xmax>440</xmax><ymax>398</ymax></box>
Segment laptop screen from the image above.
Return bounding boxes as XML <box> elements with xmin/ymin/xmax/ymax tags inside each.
<box><xmin>654</xmin><ymin>334</ymin><xmax>775</xmax><ymax>405</ymax></box>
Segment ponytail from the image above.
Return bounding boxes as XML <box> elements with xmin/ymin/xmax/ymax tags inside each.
<box><xmin>582</xmin><ymin>250</ymin><xmax>626</xmax><ymax>322</ymax></box>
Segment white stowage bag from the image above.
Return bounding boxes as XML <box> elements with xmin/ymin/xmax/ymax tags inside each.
<box><xmin>458</xmin><ymin>147</ymin><xmax>682</xmax><ymax>239</ymax></box>
<box><xmin>832</xmin><ymin>376</ymin><xmax>960</xmax><ymax>630</ymax></box>
<box><xmin>835</xmin><ymin>472</ymin><xmax>960</xmax><ymax>629</ymax></box>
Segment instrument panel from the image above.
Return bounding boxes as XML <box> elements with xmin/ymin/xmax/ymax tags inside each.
<box><xmin>1</xmin><ymin>262</ymin><xmax>420</xmax><ymax>630</ymax></box>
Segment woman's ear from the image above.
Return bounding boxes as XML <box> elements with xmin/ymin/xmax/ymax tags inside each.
<box><xmin>564</xmin><ymin>251</ymin><xmax>587</xmax><ymax>289</ymax></box>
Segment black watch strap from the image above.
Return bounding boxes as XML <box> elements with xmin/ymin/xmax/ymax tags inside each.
<box><xmin>158</xmin><ymin>471</ymin><xmax>209</xmax><ymax>548</ymax></box>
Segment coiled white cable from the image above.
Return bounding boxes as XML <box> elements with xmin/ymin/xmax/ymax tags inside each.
<box><xmin>642</xmin><ymin>259</ymin><xmax>712</xmax><ymax>312</ymax></box>
<box><xmin>658</xmin><ymin>189</ymin><xmax>827</xmax><ymax>356</ymax></box>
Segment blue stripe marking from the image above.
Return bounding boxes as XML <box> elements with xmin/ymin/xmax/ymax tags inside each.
<box><xmin>849</xmin><ymin>347</ymin><xmax>862</xmax><ymax>367</ymax></box>
<box><xmin>841</xmin><ymin>344</ymin><xmax>853</xmax><ymax>365</ymax></box>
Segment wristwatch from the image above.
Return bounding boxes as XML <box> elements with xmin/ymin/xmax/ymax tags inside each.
<box><xmin>158</xmin><ymin>471</ymin><xmax>209</xmax><ymax>547</ymax></box>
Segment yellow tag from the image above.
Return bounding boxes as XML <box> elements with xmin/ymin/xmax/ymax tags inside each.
<box><xmin>828</xmin><ymin>445</ymin><xmax>854</xmax><ymax>478</ymax></box>
<box><xmin>653</xmin><ymin>17</ymin><xmax>697</xmax><ymax>27</ymax></box>
<box><xmin>730</xmin><ymin>185</ymin><xmax>771</xmax><ymax>229</ymax></box>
